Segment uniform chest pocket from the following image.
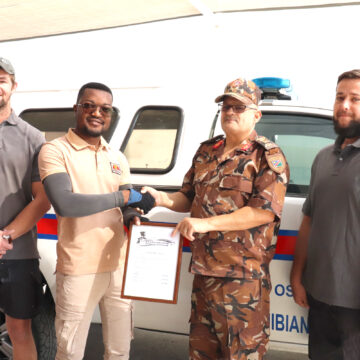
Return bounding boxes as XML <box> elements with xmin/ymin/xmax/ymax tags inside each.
<box><xmin>193</xmin><ymin>171</ymin><xmax>209</xmax><ymax>185</ymax></box>
<box><xmin>219</xmin><ymin>175</ymin><xmax>253</xmax><ymax>194</ymax></box>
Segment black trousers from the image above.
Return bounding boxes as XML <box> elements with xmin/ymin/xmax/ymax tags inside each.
<box><xmin>307</xmin><ymin>293</ymin><xmax>360</xmax><ymax>360</ymax></box>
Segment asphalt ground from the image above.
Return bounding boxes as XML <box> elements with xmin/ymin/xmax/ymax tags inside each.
<box><xmin>84</xmin><ymin>325</ymin><xmax>309</xmax><ymax>360</ymax></box>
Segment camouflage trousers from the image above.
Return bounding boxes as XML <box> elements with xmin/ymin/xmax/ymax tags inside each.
<box><xmin>189</xmin><ymin>275</ymin><xmax>270</xmax><ymax>360</ymax></box>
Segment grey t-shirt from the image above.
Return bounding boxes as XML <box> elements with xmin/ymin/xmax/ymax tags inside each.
<box><xmin>0</xmin><ymin>111</ymin><xmax>45</xmax><ymax>259</ymax></box>
<box><xmin>302</xmin><ymin>136</ymin><xmax>360</xmax><ymax>309</ymax></box>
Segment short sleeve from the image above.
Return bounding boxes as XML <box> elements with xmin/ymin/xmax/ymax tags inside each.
<box><xmin>302</xmin><ymin>153</ymin><xmax>319</xmax><ymax>217</ymax></box>
<box><xmin>179</xmin><ymin>166</ymin><xmax>195</xmax><ymax>202</ymax></box>
<box><xmin>31</xmin><ymin>131</ymin><xmax>46</xmax><ymax>183</ymax></box>
<box><xmin>178</xmin><ymin>149</ymin><xmax>200</xmax><ymax>202</ymax></box>
<box><xmin>247</xmin><ymin>150</ymin><xmax>290</xmax><ymax>219</ymax></box>
<box><xmin>302</xmin><ymin>195</ymin><xmax>311</xmax><ymax>217</ymax></box>
<box><xmin>38</xmin><ymin>141</ymin><xmax>67</xmax><ymax>181</ymax></box>
<box><xmin>117</xmin><ymin>151</ymin><xmax>132</xmax><ymax>185</ymax></box>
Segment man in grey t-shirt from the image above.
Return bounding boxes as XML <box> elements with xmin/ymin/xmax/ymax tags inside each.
<box><xmin>0</xmin><ymin>57</ymin><xmax>50</xmax><ymax>360</ymax></box>
<box><xmin>291</xmin><ymin>69</ymin><xmax>360</xmax><ymax>360</ymax></box>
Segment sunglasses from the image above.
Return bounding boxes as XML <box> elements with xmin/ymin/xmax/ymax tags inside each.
<box><xmin>77</xmin><ymin>102</ymin><xmax>114</xmax><ymax>115</ymax></box>
<box><xmin>219</xmin><ymin>104</ymin><xmax>257</xmax><ymax>113</ymax></box>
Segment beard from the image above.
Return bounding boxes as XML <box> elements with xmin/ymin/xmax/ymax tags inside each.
<box><xmin>81</xmin><ymin>126</ymin><xmax>105</xmax><ymax>138</ymax></box>
<box><xmin>0</xmin><ymin>98</ymin><xmax>7</xmax><ymax>109</ymax></box>
<box><xmin>78</xmin><ymin>116</ymin><xmax>107</xmax><ymax>137</ymax></box>
<box><xmin>333</xmin><ymin>117</ymin><xmax>360</xmax><ymax>138</ymax></box>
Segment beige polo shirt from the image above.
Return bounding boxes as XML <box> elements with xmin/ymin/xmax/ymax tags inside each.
<box><xmin>38</xmin><ymin>129</ymin><xmax>131</xmax><ymax>275</ymax></box>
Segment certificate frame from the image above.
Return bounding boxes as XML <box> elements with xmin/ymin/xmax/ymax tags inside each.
<box><xmin>121</xmin><ymin>221</ymin><xmax>183</xmax><ymax>304</ymax></box>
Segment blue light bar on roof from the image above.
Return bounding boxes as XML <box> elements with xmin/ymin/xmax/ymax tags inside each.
<box><xmin>252</xmin><ymin>77</ymin><xmax>290</xmax><ymax>89</ymax></box>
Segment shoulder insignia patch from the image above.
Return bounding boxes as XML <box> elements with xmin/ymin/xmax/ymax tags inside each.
<box><xmin>212</xmin><ymin>139</ymin><xmax>224</xmax><ymax>149</ymax></box>
<box><xmin>265</xmin><ymin>151</ymin><xmax>286</xmax><ymax>174</ymax></box>
<box><xmin>110</xmin><ymin>162</ymin><xmax>122</xmax><ymax>175</ymax></box>
<box><xmin>201</xmin><ymin>134</ymin><xmax>224</xmax><ymax>145</ymax></box>
<box><xmin>255</xmin><ymin>135</ymin><xmax>278</xmax><ymax>150</ymax></box>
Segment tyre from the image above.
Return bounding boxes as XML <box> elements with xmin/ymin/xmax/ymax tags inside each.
<box><xmin>0</xmin><ymin>287</ymin><xmax>57</xmax><ymax>360</ymax></box>
<box><xmin>32</xmin><ymin>287</ymin><xmax>57</xmax><ymax>360</ymax></box>
<box><xmin>0</xmin><ymin>312</ymin><xmax>11</xmax><ymax>359</ymax></box>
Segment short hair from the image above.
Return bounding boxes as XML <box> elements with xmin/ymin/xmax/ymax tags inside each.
<box><xmin>76</xmin><ymin>82</ymin><xmax>113</xmax><ymax>103</ymax></box>
<box><xmin>337</xmin><ymin>69</ymin><xmax>360</xmax><ymax>84</ymax></box>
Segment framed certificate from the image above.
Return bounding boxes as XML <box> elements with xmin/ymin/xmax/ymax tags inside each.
<box><xmin>121</xmin><ymin>222</ymin><xmax>183</xmax><ymax>303</ymax></box>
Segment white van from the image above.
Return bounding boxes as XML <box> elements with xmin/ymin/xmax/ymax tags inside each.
<box><xmin>0</xmin><ymin>78</ymin><xmax>335</xmax><ymax>359</ymax></box>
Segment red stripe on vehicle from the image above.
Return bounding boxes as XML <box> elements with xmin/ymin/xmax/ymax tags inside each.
<box><xmin>37</xmin><ymin>218</ymin><xmax>58</xmax><ymax>235</ymax></box>
<box><xmin>37</xmin><ymin>217</ymin><xmax>297</xmax><ymax>257</ymax></box>
<box><xmin>275</xmin><ymin>235</ymin><xmax>296</xmax><ymax>255</ymax></box>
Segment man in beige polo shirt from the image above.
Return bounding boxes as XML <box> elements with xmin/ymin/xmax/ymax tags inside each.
<box><xmin>38</xmin><ymin>82</ymin><xmax>154</xmax><ymax>360</ymax></box>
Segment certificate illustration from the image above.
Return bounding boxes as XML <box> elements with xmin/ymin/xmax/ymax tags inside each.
<box><xmin>121</xmin><ymin>222</ymin><xmax>183</xmax><ymax>303</ymax></box>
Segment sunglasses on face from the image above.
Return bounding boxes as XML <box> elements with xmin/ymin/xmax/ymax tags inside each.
<box><xmin>219</xmin><ymin>104</ymin><xmax>257</xmax><ymax>113</ymax></box>
<box><xmin>77</xmin><ymin>102</ymin><xmax>114</xmax><ymax>115</ymax></box>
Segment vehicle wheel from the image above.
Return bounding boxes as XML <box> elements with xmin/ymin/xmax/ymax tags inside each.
<box><xmin>0</xmin><ymin>312</ymin><xmax>11</xmax><ymax>359</ymax></box>
<box><xmin>0</xmin><ymin>287</ymin><xmax>57</xmax><ymax>360</ymax></box>
<box><xmin>32</xmin><ymin>287</ymin><xmax>57</xmax><ymax>360</ymax></box>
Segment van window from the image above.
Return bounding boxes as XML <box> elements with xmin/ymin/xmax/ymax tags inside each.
<box><xmin>121</xmin><ymin>106</ymin><xmax>183</xmax><ymax>174</ymax></box>
<box><xmin>255</xmin><ymin>113</ymin><xmax>336</xmax><ymax>196</ymax></box>
<box><xmin>19</xmin><ymin>107</ymin><xmax>120</xmax><ymax>142</ymax></box>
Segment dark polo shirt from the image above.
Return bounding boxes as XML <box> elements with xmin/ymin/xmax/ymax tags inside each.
<box><xmin>302</xmin><ymin>136</ymin><xmax>360</xmax><ymax>309</ymax></box>
<box><xmin>0</xmin><ymin>111</ymin><xmax>45</xmax><ymax>259</ymax></box>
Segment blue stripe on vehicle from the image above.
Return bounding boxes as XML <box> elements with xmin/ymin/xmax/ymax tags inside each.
<box><xmin>43</xmin><ymin>214</ymin><xmax>57</xmax><ymax>219</ymax></box>
<box><xmin>278</xmin><ymin>229</ymin><xmax>298</xmax><ymax>237</ymax></box>
<box><xmin>274</xmin><ymin>254</ymin><xmax>294</xmax><ymax>261</ymax></box>
<box><xmin>38</xmin><ymin>234</ymin><xmax>58</xmax><ymax>240</ymax></box>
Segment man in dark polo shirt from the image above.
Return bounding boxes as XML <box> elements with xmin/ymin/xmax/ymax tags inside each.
<box><xmin>0</xmin><ymin>57</ymin><xmax>50</xmax><ymax>360</ymax></box>
<box><xmin>291</xmin><ymin>69</ymin><xmax>360</xmax><ymax>360</ymax></box>
<box><xmin>143</xmin><ymin>78</ymin><xmax>289</xmax><ymax>359</ymax></box>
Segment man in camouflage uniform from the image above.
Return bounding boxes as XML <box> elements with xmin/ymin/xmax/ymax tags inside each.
<box><xmin>143</xmin><ymin>78</ymin><xmax>289</xmax><ymax>359</ymax></box>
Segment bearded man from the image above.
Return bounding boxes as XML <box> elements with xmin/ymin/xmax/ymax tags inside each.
<box><xmin>291</xmin><ymin>69</ymin><xmax>360</xmax><ymax>360</ymax></box>
<box><xmin>0</xmin><ymin>57</ymin><xmax>50</xmax><ymax>359</ymax></box>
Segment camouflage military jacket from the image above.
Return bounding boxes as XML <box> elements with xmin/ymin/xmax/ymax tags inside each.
<box><xmin>179</xmin><ymin>130</ymin><xmax>289</xmax><ymax>281</ymax></box>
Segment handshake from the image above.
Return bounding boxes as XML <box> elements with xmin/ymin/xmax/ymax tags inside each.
<box><xmin>126</xmin><ymin>188</ymin><xmax>155</xmax><ymax>214</ymax></box>
<box><xmin>122</xmin><ymin>188</ymin><xmax>155</xmax><ymax>228</ymax></box>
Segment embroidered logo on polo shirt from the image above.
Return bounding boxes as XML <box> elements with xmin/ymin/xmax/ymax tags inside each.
<box><xmin>110</xmin><ymin>162</ymin><xmax>122</xmax><ymax>175</ymax></box>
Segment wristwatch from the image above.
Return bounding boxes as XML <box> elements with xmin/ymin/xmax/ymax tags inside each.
<box><xmin>2</xmin><ymin>234</ymin><xmax>12</xmax><ymax>244</ymax></box>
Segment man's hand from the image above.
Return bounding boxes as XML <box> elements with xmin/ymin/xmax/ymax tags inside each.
<box><xmin>291</xmin><ymin>280</ymin><xmax>309</xmax><ymax>309</ymax></box>
<box><xmin>172</xmin><ymin>217</ymin><xmax>208</xmax><ymax>241</ymax></box>
<box><xmin>0</xmin><ymin>229</ymin><xmax>14</xmax><ymax>258</ymax></box>
<box><xmin>141</xmin><ymin>186</ymin><xmax>161</xmax><ymax>206</ymax></box>
<box><xmin>122</xmin><ymin>207</ymin><xmax>142</xmax><ymax>228</ymax></box>
<box><xmin>127</xmin><ymin>189</ymin><xmax>155</xmax><ymax>214</ymax></box>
